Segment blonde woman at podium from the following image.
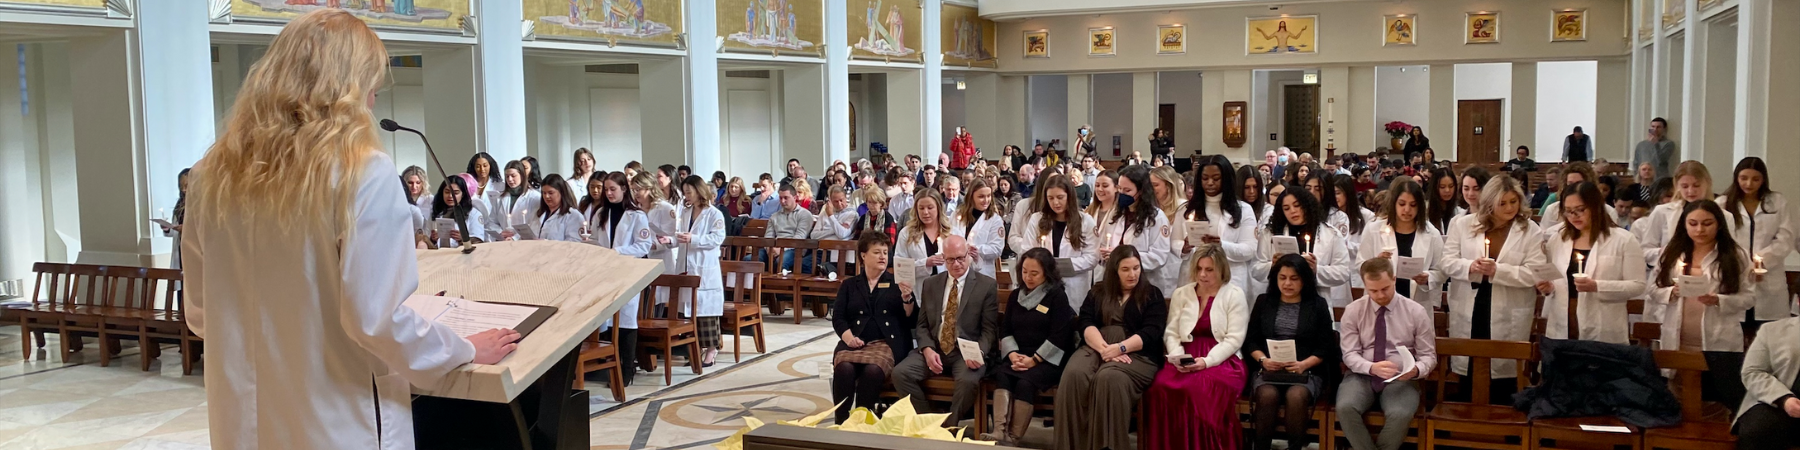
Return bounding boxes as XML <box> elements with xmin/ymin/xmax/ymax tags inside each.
<box><xmin>676</xmin><ymin>176</ymin><xmax>729</xmax><ymax>367</ymax></box>
<box><xmin>587</xmin><ymin>171</ymin><xmax>654</xmax><ymax>386</ymax></box>
<box><xmin>183</xmin><ymin>9</ymin><xmax>520</xmax><ymax>449</ymax></box>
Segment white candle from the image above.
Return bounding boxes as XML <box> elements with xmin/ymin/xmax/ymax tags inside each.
<box><xmin>1041</xmin><ymin>235</ymin><xmax>1050</xmax><ymax>249</ymax></box>
<box><xmin>1574</xmin><ymin>252</ymin><xmax>1586</xmax><ymax>276</ymax></box>
<box><xmin>1303</xmin><ymin>233</ymin><xmax>1312</xmax><ymax>253</ymax></box>
<box><xmin>1677</xmin><ymin>259</ymin><xmax>1687</xmax><ymax>276</ymax></box>
<box><xmin>1483</xmin><ymin>237</ymin><xmax>1492</xmax><ymax>257</ymax></box>
<box><xmin>1754</xmin><ymin>255</ymin><xmax>1766</xmax><ymax>271</ymax></box>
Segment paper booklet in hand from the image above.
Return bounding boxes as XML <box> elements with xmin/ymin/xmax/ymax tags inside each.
<box><xmin>1184</xmin><ymin>220</ymin><xmax>1214</xmax><ymax>247</ymax></box>
<box><xmin>1382</xmin><ymin>345</ymin><xmax>1416</xmax><ymax>383</ymax></box>
<box><xmin>1267</xmin><ymin>339</ymin><xmax>1298</xmax><ymax>363</ymax></box>
<box><xmin>956</xmin><ymin>338</ymin><xmax>983</xmax><ymax>360</ymax></box>
<box><xmin>1394</xmin><ymin>256</ymin><xmax>1426</xmax><ymax>279</ymax></box>
<box><xmin>893</xmin><ymin>257</ymin><xmax>917</xmax><ymax>286</ymax></box>
<box><xmin>402</xmin><ymin>294</ymin><xmax>557</xmax><ymax>340</ymax></box>
<box><xmin>1270</xmin><ymin>235</ymin><xmax>1300</xmax><ymax>255</ymax></box>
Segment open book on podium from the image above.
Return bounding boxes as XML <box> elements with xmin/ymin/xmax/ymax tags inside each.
<box><xmin>409</xmin><ymin>240</ymin><xmax>664</xmax><ymax>449</ymax></box>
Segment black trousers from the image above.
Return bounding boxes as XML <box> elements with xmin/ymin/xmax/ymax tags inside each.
<box><xmin>1735</xmin><ymin>402</ymin><xmax>1800</xmax><ymax>450</ymax></box>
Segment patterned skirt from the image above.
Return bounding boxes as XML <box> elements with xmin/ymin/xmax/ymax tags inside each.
<box><xmin>697</xmin><ymin>317</ymin><xmax>723</xmax><ymax>348</ymax></box>
<box><xmin>832</xmin><ymin>340</ymin><xmax>896</xmax><ymax>373</ymax></box>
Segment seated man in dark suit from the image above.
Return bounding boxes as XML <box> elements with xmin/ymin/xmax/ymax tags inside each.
<box><xmin>893</xmin><ymin>235</ymin><xmax>1000</xmax><ymax>427</ymax></box>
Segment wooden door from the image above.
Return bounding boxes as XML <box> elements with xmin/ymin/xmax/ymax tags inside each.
<box><xmin>1283</xmin><ymin>85</ymin><xmax>1320</xmax><ymax>154</ymax></box>
<box><xmin>1457</xmin><ymin>99</ymin><xmax>1504</xmax><ymax>163</ymax></box>
<box><xmin>1158</xmin><ymin>104</ymin><xmax>1176</xmax><ymax>142</ymax></box>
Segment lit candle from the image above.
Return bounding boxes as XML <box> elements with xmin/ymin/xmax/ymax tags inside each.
<box><xmin>1303</xmin><ymin>233</ymin><xmax>1312</xmax><ymax>253</ymax></box>
<box><xmin>1574</xmin><ymin>252</ymin><xmax>1586</xmax><ymax>276</ymax></box>
<box><xmin>1106</xmin><ymin>232</ymin><xmax>1115</xmax><ymax>247</ymax></box>
<box><xmin>1677</xmin><ymin>259</ymin><xmax>1687</xmax><ymax>276</ymax></box>
<box><xmin>1041</xmin><ymin>235</ymin><xmax>1050</xmax><ymax>249</ymax></box>
<box><xmin>1754</xmin><ymin>255</ymin><xmax>1766</xmax><ymax>271</ymax></box>
<box><xmin>1483</xmin><ymin>237</ymin><xmax>1492</xmax><ymax>257</ymax></box>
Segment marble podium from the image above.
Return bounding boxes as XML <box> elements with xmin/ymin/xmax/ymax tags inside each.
<box><xmin>409</xmin><ymin>240</ymin><xmax>664</xmax><ymax>450</ymax></box>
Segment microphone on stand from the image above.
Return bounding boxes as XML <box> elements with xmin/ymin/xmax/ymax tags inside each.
<box><xmin>382</xmin><ymin>118</ymin><xmax>475</xmax><ymax>254</ymax></box>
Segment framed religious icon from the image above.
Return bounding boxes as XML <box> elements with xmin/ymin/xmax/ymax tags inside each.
<box><xmin>1156</xmin><ymin>24</ymin><xmax>1185</xmax><ymax>54</ymax></box>
<box><xmin>1247</xmin><ymin>15</ymin><xmax>1316</xmax><ymax>54</ymax></box>
<box><xmin>1465</xmin><ymin>12</ymin><xmax>1500</xmax><ymax>44</ymax></box>
<box><xmin>1088</xmin><ymin>27</ymin><xmax>1115</xmax><ymax>56</ymax></box>
<box><xmin>1383</xmin><ymin>14</ymin><xmax>1416</xmax><ymax>46</ymax></box>
<box><xmin>1552</xmin><ymin>9</ymin><xmax>1586</xmax><ymax>42</ymax></box>
<box><xmin>1223</xmin><ymin>102</ymin><xmax>1248</xmax><ymax>148</ymax></box>
<box><xmin>1023</xmin><ymin>30</ymin><xmax>1050</xmax><ymax>58</ymax></box>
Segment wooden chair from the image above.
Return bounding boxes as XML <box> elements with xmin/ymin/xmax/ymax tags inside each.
<box><xmin>1434</xmin><ymin>311</ymin><xmax>1450</xmax><ymax>338</ymax></box>
<box><xmin>797</xmin><ymin>239</ymin><xmax>857</xmax><ymax>322</ymax></box>
<box><xmin>637</xmin><ymin>274</ymin><xmax>704</xmax><ymax>385</ymax></box>
<box><xmin>1641</xmin><ymin>350</ymin><xmax>1736</xmax><ymax>450</ymax></box>
<box><xmin>52</xmin><ymin>264</ymin><xmax>114</xmax><ymax>360</ymax></box>
<box><xmin>18</xmin><ymin>262</ymin><xmax>77</xmax><ymax>360</ymax></box>
<box><xmin>575</xmin><ymin>311</ymin><xmax>627</xmax><ymax>402</ymax></box>
<box><xmin>722</xmin><ymin>236</ymin><xmax>763</xmax><ymax>262</ymax></box>
<box><xmin>1530</xmin><ymin>345</ymin><xmax>1648</xmax><ymax>450</ymax></box>
<box><xmin>721</xmin><ymin>260</ymin><xmax>766</xmax><ymax>361</ymax></box>
<box><xmin>1424</xmin><ymin>338</ymin><xmax>1536</xmax><ymax>450</ymax></box>
<box><xmin>97</xmin><ymin>267</ymin><xmax>184</xmax><ymax>371</ymax></box>
<box><xmin>139</xmin><ymin>269</ymin><xmax>202</xmax><ymax>375</ymax></box>
<box><xmin>1629</xmin><ymin>322</ymin><xmax>1663</xmax><ymax>348</ymax></box>
<box><xmin>741</xmin><ymin>219</ymin><xmax>769</xmax><ymax>237</ymax></box>
<box><xmin>1236</xmin><ymin>396</ymin><xmax>1335</xmax><ymax>450</ymax></box>
<box><xmin>765</xmin><ymin>238</ymin><xmax>813</xmax><ymax>322</ymax></box>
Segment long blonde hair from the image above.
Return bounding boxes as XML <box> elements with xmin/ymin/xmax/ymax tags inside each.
<box><xmin>905</xmin><ymin>188</ymin><xmax>952</xmax><ymax>246</ymax></box>
<box><xmin>192</xmin><ymin>9</ymin><xmax>389</xmax><ymax>234</ymax></box>
<box><xmin>1150</xmin><ymin>166</ymin><xmax>1186</xmax><ymax>221</ymax></box>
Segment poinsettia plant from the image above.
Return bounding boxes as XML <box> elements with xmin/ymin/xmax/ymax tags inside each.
<box><xmin>1384</xmin><ymin>121</ymin><xmax>1413</xmax><ymax>138</ymax></box>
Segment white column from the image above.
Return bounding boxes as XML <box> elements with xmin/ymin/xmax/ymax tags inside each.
<box><xmin>640</xmin><ymin>58</ymin><xmax>689</xmax><ymax>169</ymax></box>
<box><xmin>475</xmin><ymin>0</ymin><xmax>526</xmax><ymax>162</ymax></box>
<box><xmin>422</xmin><ymin>47</ymin><xmax>480</xmax><ymax>170</ymax></box>
<box><xmin>1678</xmin><ymin>0</ymin><xmax>1705</xmax><ymax>163</ymax></box>
<box><xmin>1428</xmin><ymin>64</ymin><xmax>1456</xmax><ymax>158</ymax></box>
<box><xmin>1597</xmin><ymin>58</ymin><xmax>1632</xmax><ymax>161</ymax></box>
<box><xmin>1066</xmin><ymin>74</ymin><xmax>1090</xmax><ymax>151</ymax></box>
<box><xmin>685</xmin><ymin>0</ymin><xmax>722</xmax><ymax>174</ymax></box>
<box><xmin>1348</xmin><ymin>66</ymin><xmax>1376</xmax><ymax>154</ymax></box>
<box><xmin>782</xmin><ymin>65</ymin><xmax>828</xmax><ymax>170</ymax></box>
<box><xmin>1510</xmin><ymin>62</ymin><xmax>1538</xmax><ymax>159</ymax></box>
<box><xmin>1735</xmin><ymin>0</ymin><xmax>1771</xmax><ymax>160</ymax></box>
<box><xmin>996</xmin><ymin>75</ymin><xmax>1028</xmax><ymax>153</ymax></box>
<box><xmin>137</xmin><ymin>0</ymin><xmax>215</xmax><ymax>262</ymax></box>
<box><xmin>68</xmin><ymin>31</ymin><xmax>142</xmax><ymax>266</ymax></box>
<box><xmin>1131</xmin><ymin>72</ymin><xmax>1157</xmax><ymax>158</ymax></box>
<box><xmin>0</xmin><ymin>44</ymin><xmax>46</xmax><ymax>285</ymax></box>
<box><xmin>887</xmin><ymin>71</ymin><xmax>924</xmax><ymax>161</ymax></box>
<box><xmin>826</xmin><ymin>0</ymin><xmax>851</xmax><ymax>164</ymax></box>
<box><xmin>922</xmin><ymin>0</ymin><xmax>943</xmax><ymax>164</ymax></box>
<box><xmin>964</xmin><ymin>73</ymin><xmax>1000</xmax><ymax>160</ymax></box>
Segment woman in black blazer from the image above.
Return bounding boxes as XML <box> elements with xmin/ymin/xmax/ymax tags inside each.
<box><xmin>1242</xmin><ymin>253</ymin><xmax>1340</xmax><ymax>450</ymax></box>
<box><xmin>830</xmin><ymin>231</ymin><xmax>917</xmax><ymax>423</ymax></box>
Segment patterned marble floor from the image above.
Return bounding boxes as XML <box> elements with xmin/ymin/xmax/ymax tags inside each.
<box><xmin>0</xmin><ymin>314</ymin><xmax>837</xmax><ymax>450</ymax></box>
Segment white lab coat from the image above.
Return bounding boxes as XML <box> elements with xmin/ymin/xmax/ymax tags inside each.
<box><xmin>1637</xmin><ymin>200</ymin><xmax>1742</xmax><ymax>267</ymax></box>
<box><xmin>1246</xmin><ymin>205</ymin><xmax>1276</xmax><ymax>296</ymax></box>
<box><xmin>1358</xmin><ymin>219</ymin><xmax>1447</xmax><ymax>309</ymax></box>
<box><xmin>950</xmin><ymin>212</ymin><xmax>1006</xmax><ymax>278</ymax></box>
<box><xmin>1441</xmin><ymin>215</ymin><xmax>1553</xmax><ymax>379</ymax></box>
<box><xmin>487</xmin><ymin>189</ymin><xmax>542</xmax><ymax>242</ymax></box>
<box><xmin>589</xmin><ymin>207</ymin><xmax>655</xmax><ymax>329</ymax></box>
<box><xmin>645</xmin><ymin>201</ymin><xmax>681</xmax><ymax>304</ymax></box>
<box><xmin>1184</xmin><ymin>197</ymin><xmax>1260</xmax><ymax>295</ymax></box>
<box><xmin>1541</xmin><ymin>225</ymin><xmax>1648</xmax><ymax>344</ymax></box>
<box><xmin>474</xmin><ymin>178</ymin><xmax>502</xmax><ymax>218</ymax></box>
<box><xmin>895</xmin><ymin>226</ymin><xmax>952</xmax><ymax>288</ymax></box>
<box><xmin>1653</xmin><ymin>247</ymin><xmax>1757</xmax><ymax>352</ymax></box>
<box><xmin>1537</xmin><ymin>201</ymin><xmax>1619</xmax><ymax>231</ymax></box>
<box><xmin>1097</xmin><ymin>209</ymin><xmax>1176</xmax><ymax>296</ymax></box>
<box><xmin>1326</xmin><ymin>207</ymin><xmax>1377</xmax><ymax>301</ymax></box>
<box><xmin>1718</xmin><ymin>193</ymin><xmax>1798</xmax><ymax>321</ymax></box>
<box><xmin>430</xmin><ymin>208</ymin><xmax>486</xmax><ymax>249</ymax></box>
<box><xmin>1252</xmin><ymin>225</ymin><xmax>1353</xmax><ymax>302</ymax></box>
<box><xmin>411</xmin><ymin>194</ymin><xmax>433</xmax><ymax>234</ymax></box>
<box><xmin>184</xmin><ymin>154</ymin><xmax>475</xmax><ymax>450</ymax></box>
<box><xmin>1014</xmin><ymin>211</ymin><xmax>1101</xmax><ymax>309</ymax></box>
<box><xmin>1159</xmin><ymin>202</ymin><xmax>1190</xmax><ymax>294</ymax></box>
<box><xmin>676</xmin><ymin>206</ymin><xmax>728</xmax><ymax>318</ymax></box>
<box><xmin>535</xmin><ymin>210</ymin><xmax>585</xmax><ymax>242</ymax></box>
<box><xmin>1007</xmin><ymin>197</ymin><xmax>1037</xmax><ymax>253</ymax></box>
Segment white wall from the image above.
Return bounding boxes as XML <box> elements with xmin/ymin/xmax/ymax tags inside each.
<box><xmin>1253</xmin><ymin>70</ymin><xmax>1306</xmax><ymax>154</ymax></box>
<box><xmin>1090</xmin><ymin>73</ymin><xmax>1134</xmax><ymax>156</ymax></box>
<box><xmin>1027</xmin><ymin>75</ymin><xmax>1068</xmax><ymax>147</ymax></box>
<box><xmin>1375</xmin><ymin>65</ymin><xmax>1431</xmax><ymax>148</ymax></box>
<box><xmin>1453</xmin><ymin>62</ymin><xmax>1514</xmax><ymax>157</ymax></box>
<box><xmin>941</xmin><ymin>81</ymin><xmax>966</xmax><ymax>150</ymax></box>
<box><xmin>1156</xmin><ymin>71</ymin><xmax>1204</xmax><ymax>155</ymax></box>
<box><xmin>1534</xmin><ymin>61</ymin><xmax>1598</xmax><ymax>161</ymax></box>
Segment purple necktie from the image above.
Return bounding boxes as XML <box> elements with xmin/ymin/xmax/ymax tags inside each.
<box><xmin>1373</xmin><ymin>306</ymin><xmax>1389</xmax><ymax>393</ymax></box>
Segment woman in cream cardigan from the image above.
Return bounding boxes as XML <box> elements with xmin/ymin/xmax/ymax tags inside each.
<box><xmin>1142</xmin><ymin>244</ymin><xmax>1249</xmax><ymax>449</ymax></box>
<box><xmin>1542</xmin><ymin>182</ymin><xmax>1647</xmax><ymax>344</ymax></box>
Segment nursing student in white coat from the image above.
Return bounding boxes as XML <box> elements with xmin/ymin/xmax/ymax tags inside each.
<box><xmin>675</xmin><ymin>176</ymin><xmax>729</xmax><ymax>366</ymax></box>
<box><xmin>895</xmin><ymin>189</ymin><xmax>954</xmax><ymax>288</ymax></box>
<box><xmin>1149</xmin><ymin>167</ymin><xmax>1192</xmax><ymax>292</ymax></box>
<box><xmin>1649</xmin><ymin>200</ymin><xmax>1757</xmax><ymax>402</ymax></box>
<box><xmin>566</xmin><ymin>148</ymin><xmax>596</xmax><ymax>197</ymax></box>
<box><xmin>1237</xmin><ymin>166</ymin><xmax>1276</xmax><ymax>296</ymax></box>
<box><xmin>1008</xmin><ymin>166</ymin><xmax>1055</xmax><ymax>258</ymax></box>
<box><xmin>1425</xmin><ymin>167</ymin><xmax>1464</xmax><ymax>238</ymax></box>
<box><xmin>1254</xmin><ymin>188</ymin><xmax>1354</xmax><ymax>303</ymax></box>
<box><xmin>467</xmin><ymin>152</ymin><xmax>503</xmax><ymax>219</ymax></box>
<box><xmin>636</xmin><ymin>172</ymin><xmax>682</xmax><ymax>308</ymax></box>
<box><xmin>1181</xmin><ymin>157</ymin><xmax>1259</xmax><ymax>297</ymax></box>
<box><xmin>428</xmin><ymin>175</ymin><xmax>487</xmax><ymax>249</ymax></box>
<box><xmin>1718</xmin><ymin>157</ymin><xmax>1797</xmax><ymax>333</ymax></box>
<box><xmin>183</xmin><ymin>11</ymin><xmax>519</xmax><ymax>448</ymax></box>
<box><xmin>1441</xmin><ymin>175</ymin><xmax>1553</xmax><ymax>395</ymax></box>
<box><xmin>1096</xmin><ymin>166</ymin><xmax>1174</xmax><ymax>295</ymax></box>
<box><xmin>1011</xmin><ymin>175</ymin><xmax>1100</xmax><ymax>308</ymax></box>
<box><xmin>1541</xmin><ymin>182</ymin><xmax>1647</xmax><ymax>345</ymax></box>
<box><xmin>1638</xmin><ymin>161</ymin><xmax>1741</xmax><ymax>268</ymax></box>
<box><xmin>1326</xmin><ymin>174</ymin><xmax>1379</xmax><ymax>303</ymax></box>
<box><xmin>531</xmin><ymin>175</ymin><xmax>585</xmax><ymax>242</ymax></box>
<box><xmin>489</xmin><ymin>161</ymin><xmax>542</xmax><ymax>241</ymax></box>
<box><xmin>1359</xmin><ymin>178</ymin><xmax>1446</xmax><ymax>309</ymax></box>
<box><xmin>1537</xmin><ymin>162</ymin><xmax>1617</xmax><ymax>231</ymax></box>
<box><xmin>950</xmin><ymin>179</ymin><xmax>1007</xmax><ymax>278</ymax></box>
<box><xmin>402</xmin><ymin>165</ymin><xmax>432</xmax><ymax>235</ymax></box>
<box><xmin>585</xmin><ymin>171</ymin><xmax>653</xmax><ymax>385</ymax></box>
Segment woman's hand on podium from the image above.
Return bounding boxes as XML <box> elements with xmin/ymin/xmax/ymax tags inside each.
<box><xmin>469</xmin><ymin>328</ymin><xmax>523</xmax><ymax>365</ymax></box>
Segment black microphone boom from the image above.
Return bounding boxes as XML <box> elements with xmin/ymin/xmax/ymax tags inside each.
<box><xmin>381</xmin><ymin>118</ymin><xmax>450</xmax><ymax>180</ymax></box>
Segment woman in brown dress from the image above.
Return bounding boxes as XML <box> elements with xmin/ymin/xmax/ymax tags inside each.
<box><xmin>830</xmin><ymin>231</ymin><xmax>917</xmax><ymax>423</ymax></box>
<box><xmin>1054</xmin><ymin>245</ymin><xmax>1168</xmax><ymax>450</ymax></box>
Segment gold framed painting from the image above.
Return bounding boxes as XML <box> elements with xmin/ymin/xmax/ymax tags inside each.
<box><xmin>1156</xmin><ymin>24</ymin><xmax>1185</xmax><ymax>55</ymax></box>
<box><xmin>718</xmin><ymin>0</ymin><xmax>824</xmax><ymax>56</ymax></box>
<box><xmin>1552</xmin><ymin>9</ymin><xmax>1585</xmax><ymax>42</ymax></box>
<box><xmin>849</xmin><ymin>0</ymin><xmax>922</xmax><ymax>62</ymax></box>
<box><xmin>526</xmin><ymin>0</ymin><xmax>684</xmax><ymax>45</ymax></box>
<box><xmin>1247</xmin><ymin>15</ymin><xmax>1316</xmax><ymax>55</ymax></box>
<box><xmin>1223</xmin><ymin>101</ymin><xmax>1248</xmax><ymax>148</ymax></box>
<box><xmin>1465</xmin><ymin>12</ymin><xmax>1500</xmax><ymax>44</ymax></box>
<box><xmin>942</xmin><ymin>3</ymin><xmax>996</xmax><ymax>67</ymax></box>
<box><xmin>231</xmin><ymin>0</ymin><xmax>471</xmax><ymax>31</ymax></box>
<box><xmin>1023</xmin><ymin>29</ymin><xmax>1049</xmax><ymax>58</ymax></box>
<box><xmin>1383</xmin><ymin>14</ymin><xmax>1415</xmax><ymax>46</ymax></box>
<box><xmin>1088</xmin><ymin>27</ymin><xmax>1115</xmax><ymax>56</ymax></box>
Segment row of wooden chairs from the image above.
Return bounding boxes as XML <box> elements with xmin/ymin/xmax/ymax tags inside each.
<box><xmin>573</xmin><ymin>261</ymin><xmax>770</xmax><ymax>400</ymax></box>
<box><xmin>16</xmin><ymin>262</ymin><xmax>201</xmax><ymax>374</ymax></box>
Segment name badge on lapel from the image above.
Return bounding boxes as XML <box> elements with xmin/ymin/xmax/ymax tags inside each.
<box><xmin>878</xmin><ymin>282</ymin><xmax>891</xmax><ymax>288</ymax></box>
<box><xmin>1034</xmin><ymin>304</ymin><xmax>1050</xmax><ymax>314</ymax></box>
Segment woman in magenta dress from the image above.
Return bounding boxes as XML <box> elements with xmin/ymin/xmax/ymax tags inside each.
<box><xmin>1144</xmin><ymin>244</ymin><xmax>1251</xmax><ymax>449</ymax></box>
